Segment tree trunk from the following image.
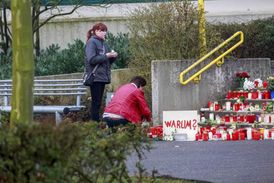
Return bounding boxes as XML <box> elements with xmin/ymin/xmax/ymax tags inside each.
<box><xmin>33</xmin><ymin>0</ymin><xmax>40</xmax><ymax>56</ymax></box>
<box><xmin>10</xmin><ymin>0</ymin><xmax>34</xmax><ymax>125</ymax></box>
<box><xmin>3</xmin><ymin>2</ymin><xmax>9</xmax><ymax>53</ymax></box>
<box><xmin>0</xmin><ymin>17</ymin><xmax>4</xmax><ymax>53</ymax></box>
<box><xmin>0</xmin><ymin>8</ymin><xmax>4</xmax><ymax>45</ymax></box>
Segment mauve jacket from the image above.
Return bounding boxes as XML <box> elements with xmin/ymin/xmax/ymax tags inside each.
<box><xmin>104</xmin><ymin>83</ymin><xmax>152</xmax><ymax>123</ymax></box>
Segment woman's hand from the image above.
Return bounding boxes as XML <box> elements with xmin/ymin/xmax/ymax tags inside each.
<box><xmin>106</xmin><ymin>50</ymin><xmax>118</xmax><ymax>58</ymax></box>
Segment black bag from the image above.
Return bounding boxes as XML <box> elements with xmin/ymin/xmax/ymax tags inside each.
<box><xmin>83</xmin><ymin>72</ymin><xmax>94</xmax><ymax>86</ymax></box>
<box><xmin>83</xmin><ymin>64</ymin><xmax>99</xmax><ymax>86</ymax></box>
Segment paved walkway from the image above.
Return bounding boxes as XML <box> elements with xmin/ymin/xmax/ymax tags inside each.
<box><xmin>127</xmin><ymin>140</ymin><xmax>274</xmax><ymax>183</ymax></box>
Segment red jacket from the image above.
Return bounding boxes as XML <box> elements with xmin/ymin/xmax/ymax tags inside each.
<box><xmin>104</xmin><ymin>83</ymin><xmax>152</xmax><ymax>123</ymax></box>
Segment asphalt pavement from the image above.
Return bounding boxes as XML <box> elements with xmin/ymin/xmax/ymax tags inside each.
<box><xmin>127</xmin><ymin>140</ymin><xmax>274</xmax><ymax>183</ymax></box>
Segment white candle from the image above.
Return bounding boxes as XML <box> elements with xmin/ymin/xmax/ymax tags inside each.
<box><xmin>208</xmin><ymin>132</ymin><xmax>213</xmax><ymax>140</ymax></box>
<box><xmin>264</xmin><ymin>129</ymin><xmax>269</xmax><ymax>140</ymax></box>
<box><xmin>248</xmin><ymin>92</ymin><xmax>252</xmax><ymax>99</ymax></box>
<box><xmin>246</xmin><ymin>127</ymin><xmax>252</xmax><ymax>140</ymax></box>
<box><xmin>215</xmin><ymin>115</ymin><xmax>221</xmax><ymax>124</ymax></box>
<box><xmin>258</xmin><ymin>90</ymin><xmax>262</xmax><ymax>99</ymax></box>
<box><xmin>226</xmin><ymin>101</ymin><xmax>231</xmax><ymax>111</ymax></box>
<box><xmin>209</xmin><ymin>113</ymin><xmax>214</xmax><ymax>121</ymax></box>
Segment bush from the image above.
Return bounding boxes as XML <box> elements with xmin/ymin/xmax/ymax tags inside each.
<box><xmin>0</xmin><ymin>122</ymin><xmax>151</xmax><ymax>182</ymax></box>
<box><xmin>127</xmin><ymin>0</ymin><xmax>222</xmax><ymax>105</ymax></box>
<box><xmin>34</xmin><ymin>33</ymin><xmax>130</xmax><ymax>76</ymax></box>
<box><xmin>0</xmin><ymin>48</ymin><xmax>12</xmax><ymax>80</ymax></box>
<box><xmin>35</xmin><ymin>39</ymin><xmax>85</xmax><ymax>76</ymax></box>
<box><xmin>210</xmin><ymin>16</ymin><xmax>274</xmax><ymax>59</ymax></box>
<box><xmin>0</xmin><ymin>122</ymin><xmax>83</xmax><ymax>182</ymax></box>
<box><xmin>106</xmin><ymin>32</ymin><xmax>131</xmax><ymax>69</ymax></box>
<box><xmin>72</xmin><ymin>124</ymin><xmax>150</xmax><ymax>182</ymax></box>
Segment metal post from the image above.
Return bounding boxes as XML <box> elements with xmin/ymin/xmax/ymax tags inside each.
<box><xmin>55</xmin><ymin>111</ymin><xmax>62</xmax><ymax>126</ymax></box>
<box><xmin>4</xmin><ymin>83</ymin><xmax>8</xmax><ymax>106</ymax></box>
<box><xmin>198</xmin><ymin>0</ymin><xmax>207</xmax><ymax>57</ymax></box>
<box><xmin>76</xmin><ymin>87</ymin><xmax>81</xmax><ymax>106</ymax></box>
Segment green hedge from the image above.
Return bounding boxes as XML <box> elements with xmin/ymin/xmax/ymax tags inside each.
<box><xmin>35</xmin><ymin>33</ymin><xmax>131</xmax><ymax>76</ymax></box>
<box><xmin>210</xmin><ymin>16</ymin><xmax>274</xmax><ymax>59</ymax></box>
<box><xmin>0</xmin><ymin>48</ymin><xmax>12</xmax><ymax>80</ymax></box>
<box><xmin>0</xmin><ymin>122</ymin><xmax>151</xmax><ymax>182</ymax></box>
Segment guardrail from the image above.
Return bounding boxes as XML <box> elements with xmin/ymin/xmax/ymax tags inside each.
<box><xmin>179</xmin><ymin>31</ymin><xmax>244</xmax><ymax>85</ymax></box>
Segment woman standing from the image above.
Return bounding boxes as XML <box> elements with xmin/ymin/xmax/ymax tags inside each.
<box><xmin>85</xmin><ymin>23</ymin><xmax>118</xmax><ymax>122</ymax></box>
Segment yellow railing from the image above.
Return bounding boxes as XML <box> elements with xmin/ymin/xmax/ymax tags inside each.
<box><xmin>179</xmin><ymin>31</ymin><xmax>244</xmax><ymax>85</ymax></box>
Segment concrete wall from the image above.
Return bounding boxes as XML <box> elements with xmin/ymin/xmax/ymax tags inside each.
<box><xmin>39</xmin><ymin>17</ymin><xmax>128</xmax><ymax>49</ymax></box>
<box><xmin>151</xmin><ymin>58</ymin><xmax>272</xmax><ymax>124</ymax></box>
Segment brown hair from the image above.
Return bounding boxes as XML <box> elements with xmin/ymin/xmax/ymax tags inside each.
<box><xmin>86</xmin><ymin>22</ymin><xmax>108</xmax><ymax>41</ymax></box>
<box><xmin>130</xmin><ymin>76</ymin><xmax>147</xmax><ymax>88</ymax></box>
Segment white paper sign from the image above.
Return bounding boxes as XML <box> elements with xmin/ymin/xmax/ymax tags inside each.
<box><xmin>163</xmin><ymin>111</ymin><xmax>199</xmax><ymax>141</ymax></box>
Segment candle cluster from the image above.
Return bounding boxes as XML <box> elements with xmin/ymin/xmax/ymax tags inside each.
<box><xmin>196</xmin><ymin>126</ymin><xmax>274</xmax><ymax>141</ymax></box>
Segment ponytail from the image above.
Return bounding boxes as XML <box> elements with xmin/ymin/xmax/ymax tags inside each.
<box><xmin>86</xmin><ymin>29</ymin><xmax>93</xmax><ymax>42</ymax></box>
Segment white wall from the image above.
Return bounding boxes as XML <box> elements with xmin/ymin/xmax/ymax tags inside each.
<box><xmin>39</xmin><ymin>17</ymin><xmax>129</xmax><ymax>49</ymax></box>
<box><xmin>30</xmin><ymin>0</ymin><xmax>274</xmax><ymax>48</ymax></box>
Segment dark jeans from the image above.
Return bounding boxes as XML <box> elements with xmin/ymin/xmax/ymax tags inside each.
<box><xmin>102</xmin><ymin>117</ymin><xmax>129</xmax><ymax>128</ymax></box>
<box><xmin>90</xmin><ymin>82</ymin><xmax>105</xmax><ymax>122</ymax></box>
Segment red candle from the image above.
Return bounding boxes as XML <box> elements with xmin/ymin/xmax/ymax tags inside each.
<box><xmin>239</xmin><ymin>132</ymin><xmax>245</xmax><ymax>140</ymax></box>
<box><xmin>243</xmin><ymin>91</ymin><xmax>248</xmax><ymax>98</ymax></box>
<box><xmin>216</xmin><ymin>133</ymin><xmax>222</xmax><ymax>139</ymax></box>
<box><xmin>236</xmin><ymin>91</ymin><xmax>241</xmax><ymax>98</ymax></box>
<box><xmin>224</xmin><ymin>115</ymin><xmax>230</xmax><ymax>122</ymax></box>
<box><xmin>211</xmin><ymin>127</ymin><xmax>217</xmax><ymax>135</ymax></box>
<box><xmin>234</xmin><ymin>103</ymin><xmax>240</xmax><ymax>111</ymax></box>
<box><xmin>226</xmin><ymin>133</ymin><xmax>231</xmax><ymax>141</ymax></box>
<box><xmin>232</xmin><ymin>115</ymin><xmax>238</xmax><ymax>122</ymax></box>
<box><xmin>264</xmin><ymin>91</ymin><xmax>270</xmax><ymax>99</ymax></box>
<box><xmin>252</xmin><ymin>130</ymin><xmax>261</xmax><ymax>140</ymax></box>
<box><xmin>232</xmin><ymin>131</ymin><xmax>239</xmax><ymax>141</ymax></box>
<box><xmin>261</xmin><ymin>92</ymin><xmax>265</xmax><ymax>99</ymax></box>
<box><xmin>252</xmin><ymin>91</ymin><xmax>258</xmax><ymax>99</ymax></box>
<box><xmin>239</xmin><ymin>115</ymin><xmax>245</xmax><ymax>122</ymax></box>
<box><xmin>214</xmin><ymin>103</ymin><xmax>220</xmax><ymax>111</ymax></box>
<box><xmin>246</xmin><ymin>114</ymin><xmax>252</xmax><ymax>123</ymax></box>
<box><xmin>202</xmin><ymin>133</ymin><xmax>209</xmax><ymax>141</ymax></box>
<box><xmin>263</xmin><ymin>81</ymin><xmax>268</xmax><ymax>89</ymax></box>
<box><xmin>233</xmin><ymin>91</ymin><xmax>237</xmax><ymax>98</ymax></box>
<box><xmin>226</xmin><ymin>90</ymin><xmax>232</xmax><ymax>99</ymax></box>
<box><xmin>200</xmin><ymin>127</ymin><xmax>205</xmax><ymax>134</ymax></box>
<box><xmin>196</xmin><ymin>133</ymin><xmax>202</xmax><ymax>141</ymax></box>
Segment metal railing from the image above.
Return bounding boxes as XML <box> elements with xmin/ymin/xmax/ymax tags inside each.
<box><xmin>179</xmin><ymin>31</ymin><xmax>244</xmax><ymax>85</ymax></box>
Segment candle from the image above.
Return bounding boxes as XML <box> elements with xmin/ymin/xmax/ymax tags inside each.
<box><xmin>246</xmin><ymin>127</ymin><xmax>252</xmax><ymax>140</ymax></box>
<box><xmin>264</xmin><ymin>129</ymin><xmax>269</xmax><ymax>140</ymax></box>
<box><xmin>209</xmin><ymin>113</ymin><xmax>214</xmax><ymax>121</ymax></box>
<box><xmin>215</xmin><ymin>115</ymin><xmax>221</xmax><ymax>124</ymax></box>
<box><xmin>248</xmin><ymin>92</ymin><xmax>252</xmax><ymax>99</ymax></box>
<box><xmin>226</xmin><ymin>90</ymin><xmax>232</xmax><ymax>99</ymax></box>
<box><xmin>226</xmin><ymin>101</ymin><xmax>231</xmax><ymax>111</ymax></box>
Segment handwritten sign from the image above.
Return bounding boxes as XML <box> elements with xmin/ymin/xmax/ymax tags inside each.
<box><xmin>163</xmin><ymin>111</ymin><xmax>199</xmax><ymax>141</ymax></box>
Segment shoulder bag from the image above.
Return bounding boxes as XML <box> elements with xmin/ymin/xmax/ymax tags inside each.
<box><xmin>83</xmin><ymin>64</ymin><xmax>99</xmax><ymax>86</ymax></box>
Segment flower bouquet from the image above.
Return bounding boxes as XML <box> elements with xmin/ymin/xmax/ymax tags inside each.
<box><xmin>235</xmin><ymin>72</ymin><xmax>250</xmax><ymax>89</ymax></box>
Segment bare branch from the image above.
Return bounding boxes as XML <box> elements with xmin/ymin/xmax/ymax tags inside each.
<box><xmin>33</xmin><ymin>4</ymin><xmax>82</xmax><ymax>33</ymax></box>
<box><xmin>33</xmin><ymin>6</ymin><xmax>49</xmax><ymax>23</ymax></box>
